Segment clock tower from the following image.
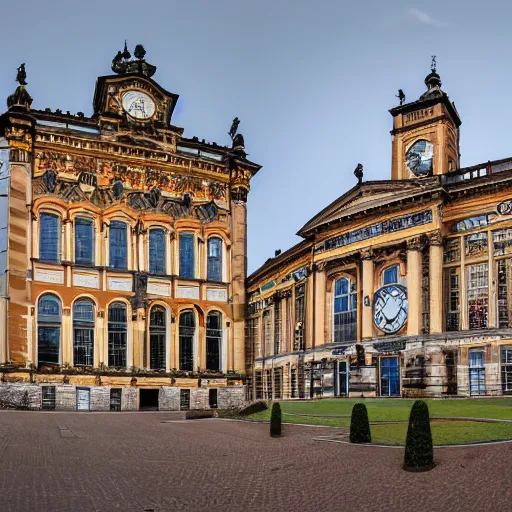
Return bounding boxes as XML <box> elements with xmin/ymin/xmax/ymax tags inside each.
<box><xmin>389</xmin><ymin>59</ymin><xmax>461</xmax><ymax>180</ymax></box>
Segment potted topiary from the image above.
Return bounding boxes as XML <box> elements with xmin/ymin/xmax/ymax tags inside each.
<box><xmin>349</xmin><ymin>403</ymin><xmax>371</xmax><ymax>443</ymax></box>
<box><xmin>270</xmin><ymin>402</ymin><xmax>282</xmax><ymax>437</ymax></box>
<box><xmin>403</xmin><ymin>400</ymin><xmax>434</xmax><ymax>471</ymax></box>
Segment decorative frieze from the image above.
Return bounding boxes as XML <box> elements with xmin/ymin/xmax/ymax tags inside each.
<box><xmin>176</xmin><ymin>286</ymin><xmax>200</xmax><ymax>299</ymax></box>
<box><xmin>206</xmin><ymin>288</ymin><xmax>227</xmax><ymax>302</ymax></box>
<box><xmin>34</xmin><ymin>268</ymin><xmax>64</xmax><ymax>284</ymax></box>
<box><xmin>107</xmin><ymin>277</ymin><xmax>132</xmax><ymax>292</ymax></box>
<box><xmin>316</xmin><ymin>209</ymin><xmax>433</xmax><ymax>254</ymax></box>
<box><xmin>73</xmin><ymin>272</ymin><xmax>100</xmax><ymax>289</ymax></box>
<box><xmin>147</xmin><ymin>281</ymin><xmax>171</xmax><ymax>297</ymax></box>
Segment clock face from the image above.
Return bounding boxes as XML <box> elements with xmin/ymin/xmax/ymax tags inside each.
<box><xmin>373</xmin><ymin>285</ymin><xmax>408</xmax><ymax>334</ymax></box>
<box><xmin>121</xmin><ymin>91</ymin><xmax>156</xmax><ymax>120</ymax></box>
<box><xmin>406</xmin><ymin>139</ymin><xmax>434</xmax><ymax>177</ymax></box>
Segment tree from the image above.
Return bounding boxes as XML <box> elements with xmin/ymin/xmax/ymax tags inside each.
<box><xmin>349</xmin><ymin>403</ymin><xmax>371</xmax><ymax>443</ymax></box>
<box><xmin>403</xmin><ymin>400</ymin><xmax>434</xmax><ymax>471</ymax></box>
<box><xmin>270</xmin><ymin>402</ymin><xmax>282</xmax><ymax>437</ymax></box>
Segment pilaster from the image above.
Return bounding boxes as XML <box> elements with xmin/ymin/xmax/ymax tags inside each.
<box><xmin>361</xmin><ymin>249</ymin><xmax>374</xmax><ymax>339</ymax></box>
<box><xmin>406</xmin><ymin>236</ymin><xmax>423</xmax><ymax>336</ymax></box>
<box><xmin>428</xmin><ymin>230</ymin><xmax>444</xmax><ymax>334</ymax></box>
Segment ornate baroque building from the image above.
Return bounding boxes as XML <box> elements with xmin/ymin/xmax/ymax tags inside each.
<box><xmin>0</xmin><ymin>45</ymin><xmax>260</xmax><ymax>411</ymax></box>
<box><xmin>247</xmin><ymin>61</ymin><xmax>512</xmax><ymax>400</ymax></box>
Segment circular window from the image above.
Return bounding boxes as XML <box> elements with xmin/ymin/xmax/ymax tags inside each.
<box><xmin>405</xmin><ymin>140</ymin><xmax>434</xmax><ymax>177</ymax></box>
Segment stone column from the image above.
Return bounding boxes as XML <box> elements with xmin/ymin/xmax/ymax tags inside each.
<box><xmin>314</xmin><ymin>266</ymin><xmax>326</xmax><ymax>347</ymax></box>
<box><xmin>361</xmin><ymin>249</ymin><xmax>374</xmax><ymax>339</ymax></box>
<box><xmin>407</xmin><ymin>236</ymin><xmax>423</xmax><ymax>336</ymax></box>
<box><xmin>428</xmin><ymin>230</ymin><xmax>444</xmax><ymax>334</ymax></box>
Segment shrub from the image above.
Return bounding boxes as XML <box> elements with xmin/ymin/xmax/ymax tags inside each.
<box><xmin>349</xmin><ymin>403</ymin><xmax>371</xmax><ymax>443</ymax></box>
<box><xmin>403</xmin><ymin>400</ymin><xmax>434</xmax><ymax>471</ymax></box>
<box><xmin>238</xmin><ymin>400</ymin><xmax>268</xmax><ymax>416</ymax></box>
<box><xmin>270</xmin><ymin>402</ymin><xmax>282</xmax><ymax>437</ymax></box>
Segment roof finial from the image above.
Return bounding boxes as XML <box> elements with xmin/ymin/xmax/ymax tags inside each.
<box><xmin>111</xmin><ymin>42</ymin><xmax>156</xmax><ymax>78</ymax></box>
<box><xmin>431</xmin><ymin>55</ymin><xmax>437</xmax><ymax>73</ymax></box>
<box><xmin>121</xmin><ymin>40</ymin><xmax>131</xmax><ymax>60</ymax></box>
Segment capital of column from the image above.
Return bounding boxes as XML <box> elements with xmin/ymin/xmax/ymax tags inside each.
<box><xmin>406</xmin><ymin>236</ymin><xmax>424</xmax><ymax>252</ymax></box>
<box><xmin>360</xmin><ymin>248</ymin><xmax>373</xmax><ymax>260</ymax></box>
<box><xmin>427</xmin><ymin>230</ymin><xmax>444</xmax><ymax>246</ymax></box>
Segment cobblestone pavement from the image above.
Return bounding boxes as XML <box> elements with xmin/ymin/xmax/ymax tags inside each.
<box><xmin>0</xmin><ymin>411</ymin><xmax>511</xmax><ymax>512</ymax></box>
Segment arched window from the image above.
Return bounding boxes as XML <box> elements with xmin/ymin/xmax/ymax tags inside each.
<box><xmin>108</xmin><ymin>303</ymin><xmax>127</xmax><ymax>368</ymax></box>
<box><xmin>333</xmin><ymin>277</ymin><xmax>357</xmax><ymax>343</ymax></box>
<box><xmin>37</xmin><ymin>295</ymin><xmax>61</xmax><ymax>365</ymax></box>
<box><xmin>179</xmin><ymin>233</ymin><xmax>195</xmax><ymax>279</ymax></box>
<box><xmin>179</xmin><ymin>311</ymin><xmax>195</xmax><ymax>371</ymax></box>
<box><xmin>149</xmin><ymin>306</ymin><xmax>166</xmax><ymax>370</ymax></box>
<box><xmin>206</xmin><ymin>311</ymin><xmax>222</xmax><ymax>372</ymax></box>
<box><xmin>207</xmin><ymin>237</ymin><xmax>223</xmax><ymax>282</ymax></box>
<box><xmin>383</xmin><ymin>265</ymin><xmax>399</xmax><ymax>285</ymax></box>
<box><xmin>109</xmin><ymin>221</ymin><xmax>128</xmax><ymax>270</ymax></box>
<box><xmin>73</xmin><ymin>299</ymin><xmax>94</xmax><ymax>366</ymax></box>
<box><xmin>75</xmin><ymin>217</ymin><xmax>95</xmax><ymax>265</ymax></box>
<box><xmin>149</xmin><ymin>228</ymin><xmax>166</xmax><ymax>274</ymax></box>
<box><xmin>40</xmin><ymin>213</ymin><xmax>60</xmax><ymax>263</ymax></box>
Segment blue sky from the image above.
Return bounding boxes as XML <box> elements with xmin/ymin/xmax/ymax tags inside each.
<box><xmin>1</xmin><ymin>1</ymin><xmax>511</xmax><ymax>273</ymax></box>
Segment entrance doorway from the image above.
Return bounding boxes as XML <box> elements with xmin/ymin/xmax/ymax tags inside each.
<box><xmin>336</xmin><ymin>361</ymin><xmax>348</xmax><ymax>397</ymax></box>
<box><xmin>76</xmin><ymin>387</ymin><xmax>90</xmax><ymax>411</ymax></box>
<box><xmin>139</xmin><ymin>389</ymin><xmax>159</xmax><ymax>410</ymax></box>
<box><xmin>380</xmin><ymin>357</ymin><xmax>400</xmax><ymax>396</ymax></box>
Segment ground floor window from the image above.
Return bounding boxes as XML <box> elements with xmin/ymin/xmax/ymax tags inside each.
<box><xmin>206</xmin><ymin>312</ymin><xmax>222</xmax><ymax>372</ymax></box>
<box><xmin>336</xmin><ymin>361</ymin><xmax>348</xmax><ymax>397</ymax></box>
<box><xmin>380</xmin><ymin>357</ymin><xmax>400</xmax><ymax>397</ymax></box>
<box><xmin>255</xmin><ymin>371</ymin><xmax>263</xmax><ymax>400</ymax></box>
<box><xmin>108</xmin><ymin>303</ymin><xmax>127</xmax><ymax>368</ymax></box>
<box><xmin>180</xmin><ymin>389</ymin><xmax>190</xmax><ymax>410</ymax></box>
<box><xmin>501</xmin><ymin>347</ymin><xmax>512</xmax><ymax>394</ymax></box>
<box><xmin>76</xmin><ymin>387</ymin><xmax>90</xmax><ymax>411</ymax></box>
<box><xmin>291</xmin><ymin>368</ymin><xmax>298</xmax><ymax>398</ymax></box>
<box><xmin>110</xmin><ymin>388</ymin><xmax>122</xmax><ymax>411</ymax></box>
<box><xmin>209</xmin><ymin>388</ymin><xmax>218</xmax><ymax>409</ymax></box>
<box><xmin>469</xmin><ymin>348</ymin><xmax>485</xmax><ymax>396</ymax></box>
<box><xmin>179</xmin><ymin>311</ymin><xmax>195</xmax><ymax>371</ymax></box>
<box><xmin>41</xmin><ymin>386</ymin><xmax>56</xmax><ymax>410</ymax></box>
<box><xmin>273</xmin><ymin>368</ymin><xmax>282</xmax><ymax>400</ymax></box>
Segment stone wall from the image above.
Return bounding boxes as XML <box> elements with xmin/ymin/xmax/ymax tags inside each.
<box><xmin>0</xmin><ymin>383</ymin><xmax>247</xmax><ymax>411</ymax></box>
<box><xmin>159</xmin><ymin>387</ymin><xmax>180</xmax><ymax>411</ymax></box>
<box><xmin>217</xmin><ymin>386</ymin><xmax>245</xmax><ymax>409</ymax></box>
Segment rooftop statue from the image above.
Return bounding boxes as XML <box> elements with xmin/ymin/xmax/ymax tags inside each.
<box><xmin>7</xmin><ymin>63</ymin><xmax>33</xmax><ymax>110</ymax></box>
<box><xmin>111</xmin><ymin>42</ymin><xmax>156</xmax><ymax>78</ymax></box>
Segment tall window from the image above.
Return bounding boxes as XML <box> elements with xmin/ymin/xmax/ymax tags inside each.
<box><xmin>39</xmin><ymin>213</ymin><xmax>60</xmax><ymax>263</ymax></box>
<box><xmin>149</xmin><ymin>228</ymin><xmax>166</xmax><ymax>274</ymax></box>
<box><xmin>38</xmin><ymin>295</ymin><xmax>61</xmax><ymax>365</ymax></box>
<box><xmin>263</xmin><ymin>310</ymin><xmax>272</xmax><ymax>356</ymax></box>
<box><xmin>333</xmin><ymin>277</ymin><xmax>357</xmax><ymax>343</ymax></box>
<box><xmin>149</xmin><ymin>306</ymin><xmax>166</xmax><ymax>370</ymax></box>
<box><xmin>109</xmin><ymin>221</ymin><xmax>128</xmax><ymax>270</ymax></box>
<box><xmin>108</xmin><ymin>303</ymin><xmax>127</xmax><ymax>368</ymax></box>
<box><xmin>73</xmin><ymin>299</ymin><xmax>94</xmax><ymax>366</ymax></box>
<box><xmin>75</xmin><ymin>217</ymin><xmax>94</xmax><ymax>265</ymax></box>
<box><xmin>294</xmin><ymin>284</ymin><xmax>305</xmax><ymax>351</ymax></box>
<box><xmin>207</xmin><ymin>237</ymin><xmax>222</xmax><ymax>281</ymax></box>
<box><xmin>501</xmin><ymin>348</ymin><xmax>512</xmax><ymax>394</ymax></box>
<box><xmin>274</xmin><ymin>300</ymin><xmax>281</xmax><ymax>354</ymax></box>
<box><xmin>445</xmin><ymin>268</ymin><xmax>460</xmax><ymax>331</ymax></box>
<box><xmin>206</xmin><ymin>311</ymin><xmax>222</xmax><ymax>372</ymax></box>
<box><xmin>179</xmin><ymin>311</ymin><xmax>195</xmax><ymax>371</ymax></box>
<box><xmin>383</xmin><ymin>265</ymin><xmax>399</xmax><ymax>285</ymax></box>
<box><xmin>179</xmin><ymin>233</ymin><xmax>195</xmax><ymax>278</ymax></box>
<box><xmin>467</xmin><ymin>263</ymin><xmax>488</xmax><ymax>329</ymax></box>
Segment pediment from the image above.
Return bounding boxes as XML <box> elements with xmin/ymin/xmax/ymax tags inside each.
<box><xmin>297</xmin><ymin>178</ymin><xmax>442</xmax><ymax>237</ymax></box>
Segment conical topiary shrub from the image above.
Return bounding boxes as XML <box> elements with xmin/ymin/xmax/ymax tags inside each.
<box><xmin>270</xmin><ymin>402</ymin><xmax>282</xmax><ymax>437</ymax></box>
<box><xmin>349</xmin><ymin>403</ymin><xmax>371</xmax><ymax>443</ymax></box>
<box><xmin>403</xmin><ymin>400</ymin><xmax>434</xmax><ymax>471</ymax></box>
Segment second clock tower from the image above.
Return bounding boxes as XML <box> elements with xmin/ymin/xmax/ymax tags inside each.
<box><xmin>389</xmin><ymin>59</ymin><xmax>461</xmax><ymax>180</ymax></box>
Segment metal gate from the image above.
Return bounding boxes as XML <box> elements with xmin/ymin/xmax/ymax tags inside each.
<box><xmin>76</xmin><ymin>387</ymin><xmax>90</xmax><ymax>411</ymax></box>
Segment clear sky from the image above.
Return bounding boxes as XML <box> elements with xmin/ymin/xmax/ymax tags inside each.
<box><xmin>1</xmin><ymin>1</ymin><xmax>511</xmax><ymax>273</ymax></box>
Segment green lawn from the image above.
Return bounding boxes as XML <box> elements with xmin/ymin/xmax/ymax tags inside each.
<box><xmin>246</xmin><ymin>398</ymin><xmax>512</xmax><ymax>445</ymax></box>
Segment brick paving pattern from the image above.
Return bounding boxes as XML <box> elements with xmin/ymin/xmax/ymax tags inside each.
<box><xmin>0</xmin><ymin>411</ymin><xmax>511</xmax><ymax>511</ymax></box>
